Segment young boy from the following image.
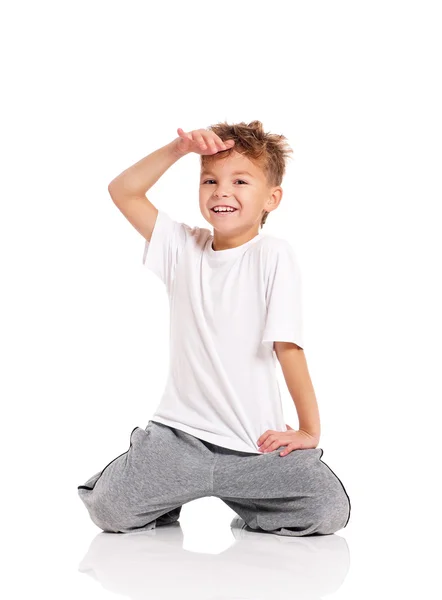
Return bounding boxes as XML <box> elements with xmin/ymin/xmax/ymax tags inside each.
<box><xmin>77</xmin><ymin>120</ymin><xmax>351</xmax><ymax>537</ymax></box>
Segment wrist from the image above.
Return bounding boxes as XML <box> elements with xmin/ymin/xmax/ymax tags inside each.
<box><xmin>170</xmin><ymin>137</ymin><xmax>189</xmax><ymax>160</ymax></box>
<box><xmin>299</xmin><ymin>427</ymin><xmax>320</xmax><ymax>440</ymax></box>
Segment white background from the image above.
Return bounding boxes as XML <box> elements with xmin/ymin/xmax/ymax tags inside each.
<box><xmin>1</xmin><ymin>0</ymin><xmax>441</xmax><ymax>598</ymax></box>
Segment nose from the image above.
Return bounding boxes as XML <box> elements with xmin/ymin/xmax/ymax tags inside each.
<box><xmin>214</xmin><ymin>189</ymin><xmax>230</xmax><ymax>198</ymax></box>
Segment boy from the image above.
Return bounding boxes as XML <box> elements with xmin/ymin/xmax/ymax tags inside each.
<box><xmin>77</xmin><ymin>120</ymin><xmax>351</xmax><ymax>537</ymax></box>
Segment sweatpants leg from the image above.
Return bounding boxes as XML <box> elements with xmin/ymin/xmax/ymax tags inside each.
<box><xmin>77</xmin><ymin>421</ymin><xmax>213</xmax><ymax>533</ymax></box>
<box><xmin>209</xmin><ymin>442</ymin><xmax>351</xmax><ymax>537</ymax></box>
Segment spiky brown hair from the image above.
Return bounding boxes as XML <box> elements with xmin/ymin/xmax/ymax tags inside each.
<box><xmin>201</xmin><ymin>120</ymin><xmax>293</xmax><ymax>228</ymax></box>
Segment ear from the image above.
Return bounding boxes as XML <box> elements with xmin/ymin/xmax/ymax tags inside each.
<box><xmin>265</xmin><ymin>186</ymin><xmax>283</xmax><ymax>214</ymax></box>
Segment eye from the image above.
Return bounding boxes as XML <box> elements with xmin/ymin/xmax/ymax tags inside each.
<box><xmin>201</xmin><ymin>179</ymin><xmax>247</xmax><ymax>184</ymax></box>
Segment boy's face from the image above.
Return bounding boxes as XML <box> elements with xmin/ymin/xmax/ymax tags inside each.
<box><xmin>199</xmin><ymin>151</ymin><xmax>282</xmax><ymax>235</ymax></box>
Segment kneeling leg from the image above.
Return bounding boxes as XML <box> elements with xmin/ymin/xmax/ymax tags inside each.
<box><xmin>77</xmin><ymin>426</ymin><xmax>185</xmax><ymax>533</ymax></box>
<box><xmin>218</xmin><ymin>447</ymin><xmax>351</xmax><ymax>537</ymax></box>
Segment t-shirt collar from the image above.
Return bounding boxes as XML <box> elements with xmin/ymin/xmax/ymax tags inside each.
<box><xmin>206</xmin><ymin>232</ymin><xmax>262</xmax><ymax>261</ymax></box>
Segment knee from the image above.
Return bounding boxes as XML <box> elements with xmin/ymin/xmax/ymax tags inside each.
<box><xmin>78</xmin><ymin>487</ymin><xmax>122</xmax><ymax>533</ymax></box>
<box><xmin>314</xmin><ymin>487</ymin><xmax>350</xmax><ymax>534</ymax></box>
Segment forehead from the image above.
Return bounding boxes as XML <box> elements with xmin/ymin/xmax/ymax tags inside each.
<box><xmin>201</xmin><ymin>153</ymin><xmax>262</xmax><ymax>178</ymax></box>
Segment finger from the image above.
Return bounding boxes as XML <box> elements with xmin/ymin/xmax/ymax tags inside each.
<box><xmin>202</xmin><ymin>132</ymin><xmax>218</xmax><ymax>154</ymax></box>
<box><xmin>261</xmin><ymin>438</ymin><xmax>279</xmax><ymax>452</ymax></box>
<box><xmin>178</xmin><ymin>128</ymin><xmax>192</xmax><ymax>142</ymax></box>
<box><xmin>261</xmin><ymin>444</ymin><xmax>278</xmax><ymax>454</ymax></box>
<box><xmin>195</xmin><ymin>133</ymin><xmax>207</xmax><ymax>150</ymax></box>
<box><xmin>257</xmin><ymin>431</ymin><xmax>270</xmax><ymax>446</ymax></box>
<box><xmin>257</xmin><ymin>434</ymin><xmax>273</xmax><ymax>448</ymax></box>
<box><xmin>264</xmin><ymin>442</ymin><xmax>281</xmax><ymax>453</ymax></box>
<box><xmin>259</xmin><ymin>441</ymin><xmax>270</xmax><ymax>451</ymax></box>
<box><xmin>280</xmin><ymin>443</ymin><xmax>297</xmax><ymax>456</ymax></box>
<box><xmin>258</xmin><ymin>437</ymin><xmax>270</xmax><ymax>451</ymax></box>
<box><xmin>215</xmin><ymin>135</ymin><xmax>228</xmax><ymax>151</ymax></box>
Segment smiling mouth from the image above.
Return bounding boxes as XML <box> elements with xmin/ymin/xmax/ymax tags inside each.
<box><xmin>210</xmin><ymin>208</ymin><xmax>238</xmax><ymax>215</ymax></box>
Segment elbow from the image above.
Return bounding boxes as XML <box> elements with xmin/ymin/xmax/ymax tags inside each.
<box><xmin>108</xmin><ymin>180</ymin><xmax>128</xmax><ymax>202</ymax></box>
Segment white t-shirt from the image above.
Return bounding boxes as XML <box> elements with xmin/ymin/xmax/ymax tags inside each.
<box><xmin>142</xmin><ymin>209</ymin><xmax>304</xmax><ymax>454</ymax></box>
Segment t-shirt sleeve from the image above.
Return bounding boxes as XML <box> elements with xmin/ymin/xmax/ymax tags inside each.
<box><xmin>142</xmin><ymin>209</ymin><xmax>192</xmax><ymax>292</ymax></box>
<box><xmin>261</xmin><ymin>241</ymin><xmax>304</xmax><ymax>351</ymax></box>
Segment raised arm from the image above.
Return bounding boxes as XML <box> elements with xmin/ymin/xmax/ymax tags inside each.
<box><xmin>108</xmin><ymin>138</ymin><xmax>184</xmax><ymax>243</ymax></box>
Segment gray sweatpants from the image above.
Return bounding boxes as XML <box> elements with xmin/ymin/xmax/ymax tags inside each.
<box><xmin>77</xmin><ymin>420</ymin><xmax>351</xmax><ymax>537</ymax></box>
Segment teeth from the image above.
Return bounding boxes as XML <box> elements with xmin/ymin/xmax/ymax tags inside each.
<box><xmin>213</xmin><ymin>207</ymin><xmax>236</xmax><ymax>212</ymax></box>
